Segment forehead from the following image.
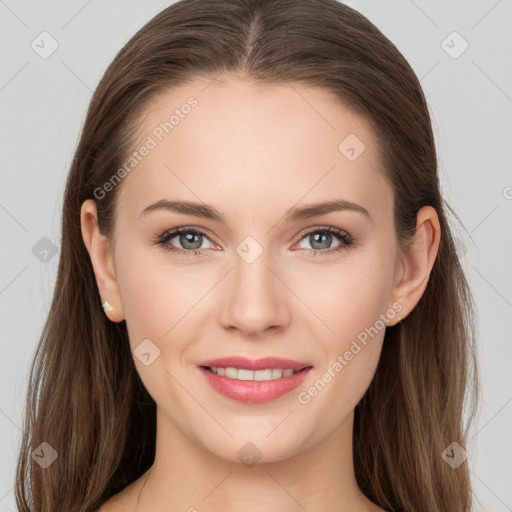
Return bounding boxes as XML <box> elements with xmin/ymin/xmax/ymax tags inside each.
<box><xmin>116</xmin><ymin>74</ymin><xmax>392</xmax><ymax>225</ymax></box>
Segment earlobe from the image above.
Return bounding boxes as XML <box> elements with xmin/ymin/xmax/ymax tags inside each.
<box><xmin>387</xmin><ymin>206</ymin><xmax>441</xmax><ymax>326</ymax></box>
<box><xmin>80</xmin><ymin>199</ymin><xmax>125</xmax><ymax>323</ymax></box>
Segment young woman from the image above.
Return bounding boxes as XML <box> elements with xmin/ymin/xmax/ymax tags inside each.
<box><xmin>15</xmin><ymin>0</ymin><xmax>479</xmax><ymax>511</ymax></box>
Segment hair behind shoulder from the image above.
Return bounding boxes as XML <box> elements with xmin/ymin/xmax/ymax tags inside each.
<box><xmin>15</xmin><ymin>0</ymin><xmax>479</xmax><ymax>510</ymax></box>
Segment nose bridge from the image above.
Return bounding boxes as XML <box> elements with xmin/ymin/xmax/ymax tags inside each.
<box><xmin>219</xmin><ymin>235</ymin><xmax>290</xmax><ymax>334</ymax></box>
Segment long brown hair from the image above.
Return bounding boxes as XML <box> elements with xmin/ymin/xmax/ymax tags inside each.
<box><xmin>15</xmin><ymin>0</ymin><xmax>479</xmax><ymax>510</ymax></box>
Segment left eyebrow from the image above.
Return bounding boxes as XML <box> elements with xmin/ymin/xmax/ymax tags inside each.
<box><xmin>139</xmin><ymin>198</ymin><xmax>373</xmax><ymax>224</ymax></box>
<box><xmin>284</xmin><ymin>199</ymin><xmax>373</xmax><ymax>224</ymax></box>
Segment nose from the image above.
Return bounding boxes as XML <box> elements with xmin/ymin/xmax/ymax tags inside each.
<box><xmin>218</xmin><ymin>249</ymin><xmax>291</xmax><ymax>336</ymax></box>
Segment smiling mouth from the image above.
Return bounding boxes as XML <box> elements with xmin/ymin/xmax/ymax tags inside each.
<box><xmin>201</xmin><ymin>365</ymin><xmax>311</xmax><ymax>381</ymax></box>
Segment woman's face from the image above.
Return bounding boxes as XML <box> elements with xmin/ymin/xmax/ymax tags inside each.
<box><xmin>100</xmin><ymin>74</ymin><xmax>405</xmax><ymax>463</ymax></box>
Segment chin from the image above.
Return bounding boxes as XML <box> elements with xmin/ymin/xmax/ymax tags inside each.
<box><xmin>199</xmin><ymin>431</ymin><xmax>308</xmax><ymax>466</ymax></box>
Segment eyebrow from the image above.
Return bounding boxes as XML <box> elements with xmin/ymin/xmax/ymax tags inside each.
<box><xmin>139</xmin><ymin>198</ymin><xmax>372</xmax><ymax>223</ymax></box>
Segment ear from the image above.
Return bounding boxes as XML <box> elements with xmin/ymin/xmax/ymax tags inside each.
<box><xmin>386</xmin><ymin>206</ymin><xmax>441</xmax><ymax>326</ymax></box>
<box><xmin>80</xmin><ymin>199</ymin><xmax>125</xmax><ymax>323</ymax></box>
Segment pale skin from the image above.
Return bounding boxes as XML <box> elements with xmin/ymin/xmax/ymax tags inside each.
<box><xmin>81</xmin><ymin>73</ymin><xmax>440</xmax><ymax>512</ymax></box>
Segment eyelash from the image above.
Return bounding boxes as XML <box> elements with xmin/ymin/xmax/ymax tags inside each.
<box><xmin>152</xmin><ymin>225</ymin><xmax>356</xmax><ymax>258</ymax></box>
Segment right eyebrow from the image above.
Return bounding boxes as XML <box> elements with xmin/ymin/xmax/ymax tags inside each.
<box><xmin>140</xmin><ymin>200</ymin><xmax>223</xmax><ymax>221</ymax></box>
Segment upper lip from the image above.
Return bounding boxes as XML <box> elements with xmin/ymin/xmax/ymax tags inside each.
<box><xmin>199</xmin><ymin>356</ymin><xmax>312</xmax><ymax>371</ymax></box>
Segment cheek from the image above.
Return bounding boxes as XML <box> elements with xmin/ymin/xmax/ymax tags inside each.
<box><xmin>299</xmin><ymin>253</ymin><xmax>393</xmax><ymax>337</ymax></box>
<box><xmin>115</xmin><ymin>250</ymin><xmax>204</xmax><ymax>406</ymax></box>
<box><xmin>116</xmin><ymin>247</ymin><xmax>210</xmax><ymax>341</ymax></box>
<box><xmin>303</xmin><ymin>252</ymin><xmax>393</xmax><ymax>393</ymax></box>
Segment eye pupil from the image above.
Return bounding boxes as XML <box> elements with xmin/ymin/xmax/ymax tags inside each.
<box><xmin>180</xmin><ymin>232</ymin><xmax>202</xmax><ymax>250</ymax></box>
<box><xmin>310</xmin><ymin>232</ymin><xmax>332</xmax><ymax>250</ymax></box>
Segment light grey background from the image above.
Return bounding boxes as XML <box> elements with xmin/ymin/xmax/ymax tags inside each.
<box><xmin>1</xmin><ymin>0</ymin><xmax>511</xmax><ymax>510</ymax></box>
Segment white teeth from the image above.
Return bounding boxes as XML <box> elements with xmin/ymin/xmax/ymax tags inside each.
<box><xmin>224</xmin><ymin>367</ymin><xmax>238</xmax><ymax>379</ymax></box>
<box><xmin>254</xmin><ymin>369</ymin><xmax>273</xmax><ymax>381</ymax></box>
<box><xmin>237</xmin><ymin>369</ymin><xmax>254</xmax><ymax>381</ymax></box>
<box><xmin>209</xmin><ymin>367</ymin><xmax>298</xmax><ymax>381</ymax></box>
<box><xmin>272</xmin><ymin>368</ymin><xmax>283</xmax><ymax>379</ymax></box>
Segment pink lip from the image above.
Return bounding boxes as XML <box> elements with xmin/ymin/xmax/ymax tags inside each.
<box><xmin>198</xmin><ymin>356</ymin><xmax>313</xmax><ymax>404</ymax></box>
<box><xmin>199</xmin><ymin>356</ymin><xmax>311</xmax><ymax>371</ymax></box>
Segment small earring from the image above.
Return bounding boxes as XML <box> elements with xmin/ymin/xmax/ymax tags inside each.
<box><xmin>102</xmin><ymin>300</ymin><xmax>113</xmax><ymax>312</ymax></box>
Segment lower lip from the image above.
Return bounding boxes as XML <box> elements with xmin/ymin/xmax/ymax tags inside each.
<box><xmin>199</xmin><ymin>367</ymin><xmax>312</xmax><ymax>403</ymax></box>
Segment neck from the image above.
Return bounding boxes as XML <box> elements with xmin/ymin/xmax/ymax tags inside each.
<box><xmin>135</xmin><ymin>407</ymin><xmax>378</xmax><ymax>512</ymax></box>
